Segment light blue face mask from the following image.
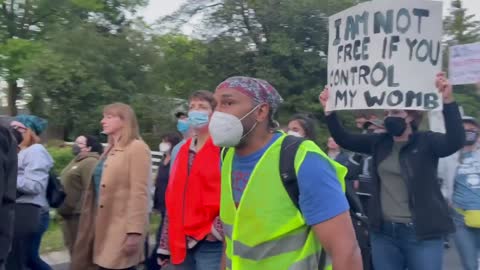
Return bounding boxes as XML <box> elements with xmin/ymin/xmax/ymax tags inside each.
<box><xmin>177</xmin><ymin>119</ymin><xmax>190</xmax><ymax>134</ymax></box>
<box><xmin>188</xmin><ymin>111</ymin><xmax>209</xmax><ymax>128</ymax></box>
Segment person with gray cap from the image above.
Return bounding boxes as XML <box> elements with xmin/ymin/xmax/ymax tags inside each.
<box><xmin>209</xmin><ymin>76</ymin><xmax>362</xmax><ymax>270</ymax></box>
<box><xmin>447</xmin><ymin>116</ymin><xmax>480</xmax><ymax>270</ymax></box>
<box><xmin>7</xmin><ymin>115</ymin><xmax>53</xmax><ymax>270</ymax></box>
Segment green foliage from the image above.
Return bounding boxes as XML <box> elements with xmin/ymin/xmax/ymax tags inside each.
<box><xmin>454</xmin><ymin>88</ymin><xmax>480</xmax><ymax>120</ymax></box>
<box><xmin>23</xmin><ymin>24</ymin><xmax>156</xmax><ymax>139</ymax></box>
<box><xmin>0</xmin><ymin>0</ymin><xmax>148</xmax><ymax>115</ymax></box>
<box><xmin>444</xmin><ymin>0</ymin><xmax>480</xmax><ymax>45</ymax></box>
<box><xmin>0</xmin><ymin>39</ymin><xmax>43</xmax><ymax>81</ymax></box>
<box><xmin>147</xmin><ymin>35</ymin><xmax>216</xmax><ymax>98</ymax></box>
<box><xmin>71</xmin><ymin>0</ymin><xmax>105</xmax><ymax>10</ymax></box>
<box><xmin>131</xmin><ymin>93</ymin><xmax>186</xmax><ymax>148</ymax></box>
<box><xmin>1</xmin><ymin>0</ymin><xmax>478</xmax><ymax>141</ymax></box>
<box><xmin>47</xmin><ymin>146</ymin><xmax>74</xmax><ymax>174</ymax></box>
<box><xmin>154</xmin><ymin>0</ymin><xmax>370</xmax><ymax>141</ymax></box>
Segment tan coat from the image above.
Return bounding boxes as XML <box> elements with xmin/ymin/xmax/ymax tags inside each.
<box><xmin>71</xmin><ymin>140</ymin><xmax>151</xmax><ymax>270</ymax></box>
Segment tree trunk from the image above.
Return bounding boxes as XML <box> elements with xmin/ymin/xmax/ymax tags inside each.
<box><xmin>7</xmin><ymin>80</ymin><xmax>19</xmax><ymax>116</ymax></box>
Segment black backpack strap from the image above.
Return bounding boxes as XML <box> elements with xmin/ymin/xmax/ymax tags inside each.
<box><xmin>279</xmin><ymin>135</ymin><xmax>328</xmax><ymax>270</ymax></box>
<box><xmin>319</xmin><ymin>251</ymin><xmax>327</xmax><ymax>270</ymax></box>
<box><xmin>279</xmin><ymin>135</ymin><xmax>305</xmax><ymax>210</ymax></box>
<box><xmin>220</xmin><ymin>147</ymin><xmax>227</xmax><ymax>161</ymax></box>
<box><xmin>345</xmin><ymin>181</ymin><xmax>365</xmax><ymax>215</ymax></box>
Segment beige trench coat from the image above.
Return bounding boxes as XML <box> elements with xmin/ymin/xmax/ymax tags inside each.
<box><xmin>71</xmin><ymin>139</ymin><xmax>151</xmax><ymax>269</ymax></box>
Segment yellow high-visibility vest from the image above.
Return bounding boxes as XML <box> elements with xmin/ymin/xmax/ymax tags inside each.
<box><xmin>220</xmin><ymin>134</ymin><xmax>346</xmax><ymax>270</ymax></box>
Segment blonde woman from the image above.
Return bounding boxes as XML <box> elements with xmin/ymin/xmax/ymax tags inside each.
<box><xmin>7</xmin><ymin>115</ymin><xmax>53</xmax><ymax>270</ymax></box>
<box><xmin>71</xmin><ymin>103</ymin><xmax>152</xmax><ymax>270</ymax></box>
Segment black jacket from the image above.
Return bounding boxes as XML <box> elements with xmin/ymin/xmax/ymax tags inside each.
<box><xmin>153</xmin><ymin>161</ymin><xmax>170</xmax><ymax>214</ymax></box>
<box><xmin>0</xmin><ymin>125</ymin><xmax>18</xmax><ymax>261</ymax></box>
<box><xmin>326</xmin><ymin>103</ymin><xmax>465</xmax><ymax>239</ymax></box>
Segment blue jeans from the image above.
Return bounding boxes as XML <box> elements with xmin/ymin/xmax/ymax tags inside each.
<box><xmin>27</xmin><ymin>210</ymin><xmax>52</xmax><ymax>270</ymax></box>
<box><xmin>146</xmin><ymin>211</ymin><xmax>165</xmax><ymax>270</ymax></box>
<box><xmin>370</xmin><ymin>221</ymin><xmax>444</xmax><ymax>270</ymax></box>
<box><xmin>172</xmin><ymin>240</ymin><xmax>223</xmax><ymax>270</ymax></box>
<box><xmin>453</xmin><ymin>211</ymin><xmax>480</xmax><ymax>270</ymax></box>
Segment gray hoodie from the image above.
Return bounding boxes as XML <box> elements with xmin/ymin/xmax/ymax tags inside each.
<box><xmin>16</xmin><ymin>144</ymin><xmax>53</xmax><ymax>209</ymax></box>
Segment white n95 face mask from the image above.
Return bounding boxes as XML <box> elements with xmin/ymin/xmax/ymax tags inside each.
<box><xmin>209</xmin><ymin>112</ymin><xmax>244</xmax><ymax>147</ymax></box>
<box><xmin>209</xmin><ymin>105</ymin><xmax>260</xmax><ymax>147</ymax></box>
<box><xmin>159</xmin><ymin>142</ymin><xmax>171</xmax><ymax>153</ymax></box>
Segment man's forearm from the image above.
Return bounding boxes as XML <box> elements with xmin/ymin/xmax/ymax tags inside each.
<box><xmin>331</xmin><ymin>245</ymin><xmax>363</xmax><ymax>270</ymax></box>
<box><xmin>312</xmin><ymin>212</ymin><xmax>364</xmax><ymax>270</ymax></box>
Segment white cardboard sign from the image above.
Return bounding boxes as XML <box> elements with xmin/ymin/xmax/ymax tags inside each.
<box><xmin>327</xmin><ymin>0</ymin><xmax>443</xmax><ymax>111</ymax></box>
<box><xmin>449</xmin><ymin>42</ymin><xmax>480</xmax><ymax>85</ymax></box>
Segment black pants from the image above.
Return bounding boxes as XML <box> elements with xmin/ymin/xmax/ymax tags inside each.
<box><xmin>146</xmin><ymin>211</ymin><xmax>166</xmax><ymax>270</ymax></box>
<box><xmin>0</xmin><ymin>204</ymin><xmax>14</xmax><ymax>265</ymax></box>
<box><xmin>5</xmin><ymin>204</ymin><xmax>41</xmax><ymax>270</ymax></box>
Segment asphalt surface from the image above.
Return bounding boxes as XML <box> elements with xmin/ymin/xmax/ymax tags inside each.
<box><xmin>52</xmin><ymin>245</ymin><xmax>464</xmax><ymax>270</ymax></box>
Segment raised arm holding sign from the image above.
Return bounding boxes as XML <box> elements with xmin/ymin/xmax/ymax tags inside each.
<box><xmin>321</xmin><ymin>71</ymin><xmax>465</xmax><ymax>270</ymax></box>
<box><xmin>321</xmin><ymin>1</ymin><xmax>467</xmax><ymax>269</ymax></box>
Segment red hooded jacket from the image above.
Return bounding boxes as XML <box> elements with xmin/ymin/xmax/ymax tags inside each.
<box><xmin>165</xmin><ymin>137</ymin><xmax>221</xmax><ymax>264</ymax></box>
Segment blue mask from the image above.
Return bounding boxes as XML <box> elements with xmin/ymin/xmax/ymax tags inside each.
<box><xmin>188</xmin><ymin>111</ymin><xmax>209</xmax><ymax>128</ymax></box>
<box><xmin>177</xmin><ymin>119</ymin><xmax>190</xmax><ymax>134</ymax></box>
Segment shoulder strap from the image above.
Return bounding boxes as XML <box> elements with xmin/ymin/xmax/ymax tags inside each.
<box><xmin>279</xmin><ymin>135</ymin><xmax>305</xmax><ymax>210</ymax></box>
<box><xmin>220</xmin><ymin>147</ymin><xmax>227</xmax><ymax>161</ymax></box>
<box><xmin>279</xmin><ymin>135</ymin><xmax>327</xmax><ymax>270</ymax></box>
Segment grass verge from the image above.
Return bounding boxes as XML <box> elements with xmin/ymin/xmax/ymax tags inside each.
<box><xmin>41</xmin><ymin>212</ymin><xmax>163</xmax><ymax>254</ymax></box>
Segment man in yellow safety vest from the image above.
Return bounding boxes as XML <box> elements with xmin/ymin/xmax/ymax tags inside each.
<box><xmin>208</xmin><ymin>76</ymin><xmax>363</xmax><ymax>270</ymax></box>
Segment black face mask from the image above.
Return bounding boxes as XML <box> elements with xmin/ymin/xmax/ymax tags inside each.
<box><xmin>465</xmin><ymin>131</ymin><xmax>479</xmax><ymax>146</ymax></box>
<box><xmin>10</xmin><ymin>128</ymin><xmax>23</xmax><ymax>146</ymax></box>
<box><xmin>72</xmin><ymin>144</ymin><xmax>82</xmax><ymax>156</ymax></box>
<box><xmin>384</xmin><ymin>117</ymin><xmax>407</xmax><ymax>137</ymax></box>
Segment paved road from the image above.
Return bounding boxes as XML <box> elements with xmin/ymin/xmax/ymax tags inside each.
<box><xmin>52</xmin><ymin>246</ymin><xmax>464</xmax><ymax>270</ymax></box>
<box><xmin>445</xmin><ymin>242</ymin><xmax>463</xmax><ymax>270</ymax></box>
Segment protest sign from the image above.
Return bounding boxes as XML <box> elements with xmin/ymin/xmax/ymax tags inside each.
<box><xmin>449</xmin><ymin>42</ymin><xmax>480</xmax><ymax>85</ymax></box>
<box><xmin>327</xmin><ymin>0</ymin><xmax>443</xmax><ymax>111</ymax></box>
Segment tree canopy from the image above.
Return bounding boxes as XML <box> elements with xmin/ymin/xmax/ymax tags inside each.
<box><xmin>0</xmin><ymin>0</ymin><xmax>478</xmax><ymax>146</ymax></box>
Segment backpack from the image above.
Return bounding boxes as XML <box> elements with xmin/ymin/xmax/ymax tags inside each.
<box><xmin>222</xmin><ymin>135</ymin><xmax>372</xmax><ymax>269</ymax></box>
<box><xmin>221</xmin><ymin>135</ymin><xmax>327</xmax><ymax>268</ymax></box>
<box><xmin>46</xmin><ymin>170</ymin><xmax>66</xmax><ymax>208</ymax></box>
<box><xmin>279</xmin><ymin>136</ymin><xmax>328</xmax><ymax>269</ymax></box>
<box><xmin>281</xmin><ymin>136</ymin><xmax>376</xmax><ymax>270</ymax></box>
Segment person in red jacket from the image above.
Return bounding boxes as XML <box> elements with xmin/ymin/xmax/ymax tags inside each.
<box><xmin>157</xmin><ymin>90</ymin><xmax>223</xmax><ymax>270</ymax></box>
